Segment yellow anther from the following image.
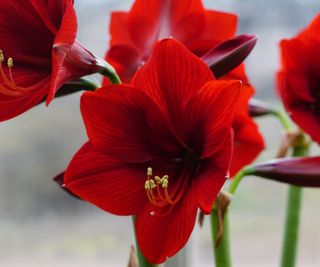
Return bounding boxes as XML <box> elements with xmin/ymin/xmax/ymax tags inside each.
<box><xmin>149</xmin><ymin>179</ymin><xmax>156</xmax><ymax>189</ymax></box>
<box><xmin>155</xmin><ymin>176</ymin><xmax>162</xmax><ymax>184</ymax></box>
<box><xmin>147</xmin><ymin>167</ymin><xmax>153</xmax><ymax>177</ymax></box>
<box><xmin>145</xmin><ymin>180</ymin><xmax>150</xmax><ymax>190</ymax></box>
<box><xmin>162</xmin><ymin>178</ymin><xmax>169</xmax><ymax>189</ymax></box>
<box><xmin>0</xmin><ymin>50</ymin><xmax>4</xmax><ymax>62</ymax></box>
<box><xmin>7</xmin><ymin>57</ymin><xmax>13</xmax><ymax>68</ymax></box>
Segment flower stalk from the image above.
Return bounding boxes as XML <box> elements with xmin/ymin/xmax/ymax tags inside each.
<box><xmin>211</xmin><ymin>209</ymin><xmax>232</xmax><ymax>267</ymax></box>
<box><xmin>280</xmin><ymin>134</ymin><xmax>309</xmax><ymax>267</ymax></box>
<box><xmin>132</xmin><ymin>217</ymin><xmax>159</xmax><ymax>267</ymax></box>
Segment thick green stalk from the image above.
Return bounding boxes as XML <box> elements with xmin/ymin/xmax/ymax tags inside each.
<box><xmin>132</xmin><ymin>217</ymin><xmax>159</xmax><ymax>267</ymax></box>
<box><xmin>280</xmin><ymin>134</ymin><xmax>309</xmax><ymax>267</ymax></box>
<box><xmin>211</xmin><ymin>210</ymin><xmax>232</xmax><ymax>267</ymax></box>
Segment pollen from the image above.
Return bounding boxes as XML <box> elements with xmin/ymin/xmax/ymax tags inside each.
<box><xmin>7</xmin><ymin>57</ymin><xmax>13</xmax><ymax>68</ymax></box>
<box><xmin>0</xmin><ymin>50</ymin><xmax>4</xmax><ymax>62</ymax></box>
<box><xmin>144</xmin><ymin>167</ymin><xmax>176</xmax><ymax>207</ymax></box>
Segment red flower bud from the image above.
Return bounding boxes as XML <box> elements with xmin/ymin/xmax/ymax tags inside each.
<box><xmin>252</xmin><ymin>157</ymin><xmax>320</xmax><ymax>187</ymax></box>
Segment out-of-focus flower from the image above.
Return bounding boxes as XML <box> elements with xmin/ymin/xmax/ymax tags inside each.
<box><xmin>250</xmin><ymin>156</ymin><xmax>320</xmax><ymax>187</ymax></box>
<box><xmin>278</xmin><ymin>14</ymin><xmax>320</xmax><ymax>143</ymax></box>
<box><xmin>0</xmin><ymin>0</ymin><xmax>114</xmax><ymax>121</ymax></box>
<box><xmin>105</xmin><ymin>0</ymin><xmax>264</xmax><ymax>176</ymax></box>
<box><xmin>105</xmin><ymin>0</ymin><xmax>237</xmax><ymax>83</ymax></box>
<box><xmin>64</xmin><ymin>39</ymin><xmax>241</xmax><ymax>263</ymax></box>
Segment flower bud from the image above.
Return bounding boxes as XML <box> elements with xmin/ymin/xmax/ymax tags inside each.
<box><xmin>251</xmin><ymin>156</ymin><xmax>320</xmax><ymax>187</ymax></box>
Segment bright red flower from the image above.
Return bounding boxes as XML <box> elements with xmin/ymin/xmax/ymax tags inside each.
<box><xmin>0</xmin><ymin>0</ymin><xmax>105</xmax><ymax>121</ymax></box>
<box><xmin>64</xmin><ymin>39</ymin><xmax>241</xmax><ymax>263</ymax></box>
<box><xmin>105</xmin><ymin>0</ymin><xmax>264</xmax><ymax>175</ymax></box>
<box><xmin>278</xmin><ymin>14</ymin><xmax>320</xmax><ymax>143</ymax></box>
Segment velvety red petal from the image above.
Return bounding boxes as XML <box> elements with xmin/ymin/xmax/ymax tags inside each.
<box><xmin>201</xmin><ymin>10</ymin><xmax>237</xmax><ymax>42</ymax></box>
<box><xmin>81</xmin><ymin>85</ymin><xmax>182</xmax><ymax>163</ymax></box>
<box><xmin>64</xmin><ymin>142</ymin><xmax>148</xmax><ymax>215</ymax></box>
<box><xmin>127</xmin><ymin>0</ymin><xmax>162</xmax><ymax>50</ymax></box>
<box><xmin>48</xmin><ymin>2</ymin><xmax>77</xmax><ymax>104</ymax></box>
<box><xmin>230</xmin><ymin>84</ymin><xmax>264</xmax><ymax>175</ymax></box>
<box><xmin>196</xmin><ymin>131</ymin><xmax>233</xmax><ymax>214</ymax></box>
<box><xmin>135</xmin><ymin>189</ymin><xmax>198</xmax><ymax>264</ymax></box>
<box><xmin>184</xmin><ymin>80</ymin><xmax>241</xmax><ymax>159</ymax></box>
<box><xmin>0</xmin><ymin>86</ymin><xmax>48</xmax><ymax>122</ymax></box>
<box><xmin>298</xmin><ymin>14</ymin><xmax>320</xmax><ymax>39</ymax></box>
<box><xmin>0</xmin><ymin>0</ymin><xmax>53</xmax><ymax>67</ymax></box>
<box><xmin>128</xmin><ymin>0</ymin><xmax>206</xmax><ymax>50</ymax></box>
<box><xmin>169</xmin><ymin>0</ymin><xmax>206</xmax><ymax>43</ymax></box>
<box><xmin>132</xmin><ymin>39</ymin><xmax>214</xmax><ymax>144</ymax></box>
<box><xmin>109</xmin><ymin>11</ymin><xmax>134</xmax><ymax>47</ymax></box>
<box><xmin>105</xmin><ymin>44</ymin><xmax>141</xmax><ymax>84</ymax></box>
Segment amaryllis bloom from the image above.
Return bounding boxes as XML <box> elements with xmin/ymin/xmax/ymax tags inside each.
<box><xmin>64</xmin><ymin>39</ymin><xmax>241</xmax><ymax>263</ymax></box>
<box><xmin>0</xmin><ymin>0</ymin><xmax>111</xmax><ymax>121</ymax></box>
<box><xmin>105</xmin><ymin>0</ymin><xmax>237</xmax><ymax>83</ymax></box>
<box><xmin>105</xmin><ymin>0</ymin><xmax>264</xmax><ymax>175</ymax></box>
<box><xmin>278</xmin><ymin>14</ymin><xmax>320</xmax><ymax>143</ymax></box>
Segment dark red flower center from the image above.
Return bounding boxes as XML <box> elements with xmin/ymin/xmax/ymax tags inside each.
<box><xmin>144</xmin><ymin>149</ymin><xmax>200</xmax><ymax>209</ymax></box>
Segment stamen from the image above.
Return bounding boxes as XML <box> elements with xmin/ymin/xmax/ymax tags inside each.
<box><xmin>0</xmin><ymin>48</ymin><xmax>49</xmax><ymax>96</ymax></box>
<box><xmin>144</xmin><ymin>168</ymin><xmax>178</xmax><ymax>207</ymax></box>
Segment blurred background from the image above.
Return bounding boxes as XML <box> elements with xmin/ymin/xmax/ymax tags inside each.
<box><xmin>0</xmin><ymin>0</ymin><xmax>320</xmax><ymax>266</ymax></box>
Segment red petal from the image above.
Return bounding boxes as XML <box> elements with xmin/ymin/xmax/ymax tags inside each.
<box><xmin>128</xmin><ymin>0</ymin><xmax>206</xmax><ymax>50</ymax></box>
<box><xmin>184</xmin><ymin>80</ymin><xmax>241</xmax><ymax>159</ymax></box>
<box><xmin>132</xmin><ymin>39</ymin><xmax>214</xmax><ymax>144</ymax></box>
<box><xmin>169</xmin><ymin>0</ymin><xmax>206</xmax><ymax>43</ymax></box>
<box><xmin>64</xmin><ymin>142</ymin><xmax>148</xmax><ymax>215</ymax></box>
<box><xmin>109</xmin><ymin>11</ymin><xmax>133</xmax><ymax>47</ymax></box>
<box><xmin>201</xmin><ymin>10</ymin><xmax>237</xmax><ymax>42</ymax></box>
<box><xmin>298</xmin><ymin>14</ymin><xmax>320</xmax><ymax>39</ymax></box>
<box><xmin>105</xmin><ymin>44</ymin><xmax>141</xmax><ymax>84</ymax></box>
<box><xmin>196</xmin><ymin>131</ymin><xmax>232</xmax><ymax>214</ymax></box>
<box><xmin>0</xmin><ymin>86</ymin><xmax>47</xmax><ymax>121</ymax></box>
<box><xmin>135</xmin><ymin>189</ymin><xmax>198</xmax><ymax>264</ymax></box>
<box><xmin>81</xmin><ymin>85</ymin><xmax>181</xmax><ymax>163</ymax></box>
<box><xmin>230</xmin><ymin>85</ymin><xmax>264</xmax><ymax>175</ymax></box>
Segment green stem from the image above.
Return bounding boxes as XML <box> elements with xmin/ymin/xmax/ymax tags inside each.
<box><xmin>132</xmin><ymin>217</ymin><xmax>159</xmax><ymax>267</ymax></box>
<box><xmin>96</xmin><ymin>59</ymin><xmax>122</xmax><ymax>85</ymax></box>
<box><xmin>271</xmin><ymin>110</ymin><xmax>293</xmax><ymax>131</ymax></box>
<box><xmin>228</xmin><ymin>166</ymin><xmax>255</xmax><ymax>195</ymax></box>
<box><xmin>211</xmin><ymin>210</ymin><xmax>232</xmax><ymax>267</ymax></box>
<box><xmin>280</xmin><ymin>134</ymin><xmax>309</xmax><ymax>267</ymax></box>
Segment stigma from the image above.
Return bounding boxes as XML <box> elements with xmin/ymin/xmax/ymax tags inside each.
<box><xmin>144</xmin><ymin>167</ymin><xmax>176</xmax><ymax>207</ymax></box>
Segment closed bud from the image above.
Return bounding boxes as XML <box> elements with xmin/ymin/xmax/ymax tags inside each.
<box><xmin>251</xmin><ymin>156</ymin><xmax>320</xmax><ymax>187</ymax></box>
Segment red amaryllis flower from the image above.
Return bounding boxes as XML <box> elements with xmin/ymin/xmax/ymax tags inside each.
<box><xmin>278</xmin><ymin>14</ymin><xmax>320</xmax><ymax>143</ymax></box>
<box><xmin>105</xmin><ymin>0</ymin><xmax>237</xmax><ymax>83</ymax></box>
<box><xmin>0</xmin><ymin>0</ymin><xmax>110</xmax><ymax>121</ymax></box>
<box><xmin>105</xmin><ymin>0</ymin><xmax>264</xmax><ymax>175</ymax></box>
<box><xmin>64</xmin><ymin>39</ymin><xmax>241</xmax><ymax>263</ymax></box>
